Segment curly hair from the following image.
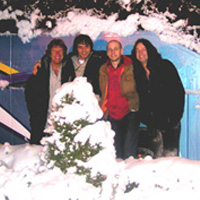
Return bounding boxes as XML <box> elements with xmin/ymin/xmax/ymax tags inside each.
<box><xmin>72</xmin><ymin>34</ymin><xmax>93</xmax><ymax>55</ymax></box>
<box><xmin>45</xmin><ymin>39</ymin><xmax>67</xmax><ymax>58</ymax></box>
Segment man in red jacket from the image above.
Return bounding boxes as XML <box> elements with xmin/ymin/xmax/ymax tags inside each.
<box><xmin>99</xmin><ymin>40</ymin><xmax>139</xmax><ymax>159</ymax></box>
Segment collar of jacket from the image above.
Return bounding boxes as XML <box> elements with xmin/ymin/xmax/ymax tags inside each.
<box><xmin>106</xmin><ymin>55</ymin><xmax>132</xmax><ymax>68</ymax></box>
<box><xmin>107</xmin><ymin>56</ymin><xmax>124</xmax><ymax>69</ymax></box>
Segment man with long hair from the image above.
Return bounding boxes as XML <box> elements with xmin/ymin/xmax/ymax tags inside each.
<box><xmin>131</xmin><ymin>38</ymin><xmax>185</xmax><ymax>157</ymax></box>
<box><xmin>25</xmin><ymin>39</ymin><xmax>73</xmax><ymax>144</ymax></box>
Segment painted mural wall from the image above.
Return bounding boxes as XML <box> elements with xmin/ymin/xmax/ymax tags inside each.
<box><xmin>0</xmin><ymin>31</ymin><xmax>199</xmax><ymax>160</ymax></box>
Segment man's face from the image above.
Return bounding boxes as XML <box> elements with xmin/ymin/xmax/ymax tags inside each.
<box><xmin>50</xmin><ymin>45</ymin><xmax>64</xmax><ymax>65</ymax></box>
<box><xmin>135</xmin><ymin>42</ymin><xmax>148</xmax><ymax>66</ymax></box>
<box><xmin>107</xmin><ymin>41</ymin><xmax>123</xmax><ymax>62</ymax></box>
<box><xmin>77</xmin><ymin>43</ymin><xmax>91</xmax><ymax>60</ymax></box>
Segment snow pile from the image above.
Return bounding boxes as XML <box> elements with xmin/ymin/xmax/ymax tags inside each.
<box><xmin>0</xmin><ymin>4</ymin><xmax>199</xmax><ymax>54</ymax></box>
<box><xmin>40</xmin><ymin>77</ymin><xmax>128</xmax><ymax>199</ymax></box>
<box><xmin>0</xmin><ymin>142</ymin><xmax>42</xmax><ymax>171</ymax></box>
<box><xmin>1</xmin><ymin>77</ymin><xmax>200</xmax><ymax>199</ymax></box>
<box><xmin>48</xmin><ymin>77</ymin><xmax>103</xmax><ymax>125</ymax></box>
<box><xmin>1</xmin><ymin>144</ymin><xmax>200</xmax><ymax>199</ymax></box>
<box><xmin>0</xmin><ymin>80</ymin><xmax>9</xmax><ymax>89</ymax></box>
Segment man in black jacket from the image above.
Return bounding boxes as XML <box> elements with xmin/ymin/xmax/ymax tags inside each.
<box><xmin>66</xmin><ymin>34</ymin><xmax>107</xmax><ymax>97</ymax></box>
<box><xmin>25</xmin><ymin>39</ymin><xmax>74</xmax><ymax>144</ymax></box>
<box><xmin>131</xmin><ymin>38</ymin><xmax>185</xmax><ymax>158</ymax></box>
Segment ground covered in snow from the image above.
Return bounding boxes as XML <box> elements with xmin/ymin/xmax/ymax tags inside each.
<box><xmin>1</xmin><ymin>143</ymin><xmax>200</xmax><ymax>200</ymax></box>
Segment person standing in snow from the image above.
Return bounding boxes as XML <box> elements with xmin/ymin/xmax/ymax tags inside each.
<box><xmin>25</xmin><ymin>39</ymin><xmax>74</xmax><ymax>144</ymax></box>
<box><xmin>99</xmin><ymin>40</ymin><xmax>140</xmax><ymax>159</ymax></box>
<box><xmin>32</xmin><ymin>34</ymin><xmax>108</xmax><ymax>98</ymax></box>
<box><xmin>131</xmin><ymin>38</ymin><xmax>185</xmax><ymax>158</ymax></box>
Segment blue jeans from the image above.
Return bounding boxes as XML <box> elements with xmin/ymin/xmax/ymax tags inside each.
<box><xmin>108</xmin><ymin>111</ymin><xmax>139</xmax><ymax>159</ymax></box>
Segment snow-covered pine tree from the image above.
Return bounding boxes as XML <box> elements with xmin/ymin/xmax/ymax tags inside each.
<box><xmin>40</xmin><ymin>77</ymin><xmax>138</xmax><ymax>198</ymax></box>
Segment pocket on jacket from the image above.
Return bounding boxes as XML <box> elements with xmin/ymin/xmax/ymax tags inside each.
<box><xmin>124</xmin><ymin>74</ymin><xmax>133</xmax><ymax>81</ymax></box>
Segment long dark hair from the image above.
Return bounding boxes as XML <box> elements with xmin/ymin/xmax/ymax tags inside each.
<box><xmin>45</xmin><ymin>39</ymin><xmax>67</xmax><ymax>58</ymax></box>
<box><xmin>131</xmin><ymin>38</ymin><xmax>161</xmax><ymax>69</ymax></box>
<box><xmin>72</xmin><ymin>34</ymin><xmax>93</xmax><ymax>55</ymax></box>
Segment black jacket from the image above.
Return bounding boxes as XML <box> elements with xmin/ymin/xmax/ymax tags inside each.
<box><xmin>66</xmin><ymin>50</ymin><xmax>107</xmax><ymax>95</ymax></box>
<box><xmin>25</xmin><ymin>55</ymin><xmax>74</xmax><ymax>143</ymax></box>
<box><xmin>134</xmin><ymin>59</ymin><xmax>185</xmax><ymax>129</ymax></box>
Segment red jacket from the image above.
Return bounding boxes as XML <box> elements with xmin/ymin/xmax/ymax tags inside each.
<box><xmin>99</xmin><ymin>55</ymin><xmax>139</xmax><ymax>119</ymax></box>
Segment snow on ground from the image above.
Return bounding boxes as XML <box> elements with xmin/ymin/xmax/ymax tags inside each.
<box><xmin>0</xmin><ymin>77</ymin><xmax>200</xmax><ymax>200</ymax></box>
<box><xmin>1</xmin><ymin>143</ymin><xmax>200</xmax><ymax>200</ymax></box>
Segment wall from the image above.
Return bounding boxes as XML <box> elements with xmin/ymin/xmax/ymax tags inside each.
<box><xmin>0</xmin><ymin>31</ymin><xmax>199</xmax><ymax>160</ymax></box>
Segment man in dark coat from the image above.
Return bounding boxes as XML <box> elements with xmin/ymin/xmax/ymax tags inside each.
<box><xmin>131</xmin><ymin>38</ymin><xmax>185</xmax><ymax>158</ymax></box>
<box><xmin>65</xmin><ymin>34</ymin><xmax>108</xmax><ymax>96</ymax></box>
<box><xmin>25</xmin><ymin>39</ymin><xmax>74</xmax><ymax>144</ymax></box>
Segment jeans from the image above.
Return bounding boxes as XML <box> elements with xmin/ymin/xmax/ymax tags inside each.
<box><xmin>108</xmin><ymin>111</ymin><xmax>139</xmax><ymax>159</ymax></box>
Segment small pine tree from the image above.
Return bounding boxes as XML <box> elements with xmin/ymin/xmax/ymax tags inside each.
<box><xmin>40</xmin><ymin>78</ymin><xmax>139</xmax><ymax>197</ymax></box>
<box><xmin>43</xmin><ymin>93</ymin><xmax>106</xmax><ymax>187</ymax></box>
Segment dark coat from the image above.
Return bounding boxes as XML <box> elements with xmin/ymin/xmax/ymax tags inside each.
<box><xmin>25</xmin><ymin>55</ymin><xmax>74</xmax><ymax>144</ymax></box>
<box><xmin>66</xmin><ymin>50</ymin><xmax>107</xmax><ymax>95</ymax></box>
<box><xmin>134</xmin><ymin>59</ymin><xmax>185</xmax><ymax>130</ymax></box>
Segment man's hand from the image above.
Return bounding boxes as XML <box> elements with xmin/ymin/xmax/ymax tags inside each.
<box><xmin>32</xmin><ymin>61</ymin><xmax>41</xmax><ymax>75</ymax></box>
